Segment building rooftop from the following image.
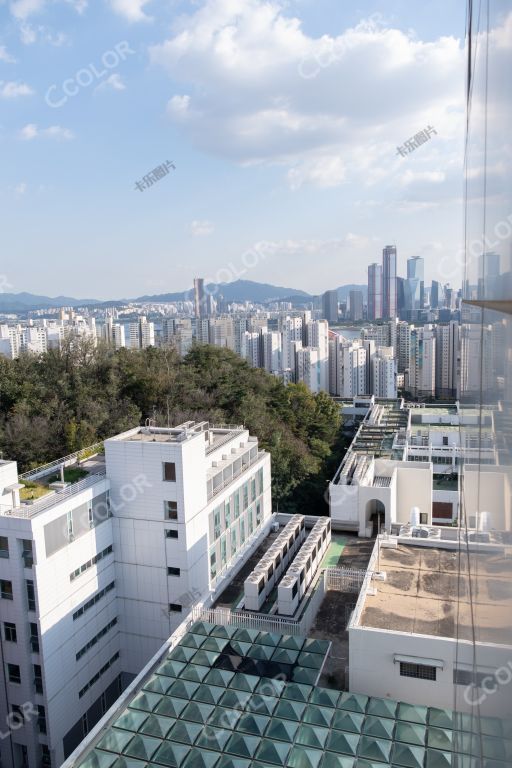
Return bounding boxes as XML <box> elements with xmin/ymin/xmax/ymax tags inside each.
<box><xmin>113</xmin><ymin>422</ymin><xmax>245</xmax><ymax>449</ymax></box>
<box><xmin>67</xmin><ymin>621</ymin><xmax>509</xmax><ymax>768</ymax></box>
<box><xmin>358</xmin><ymin>544</ymin><xmax>512</xmax><ymax>643</ymax></box>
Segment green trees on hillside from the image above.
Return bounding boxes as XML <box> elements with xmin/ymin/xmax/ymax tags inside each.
<box><xmin>0</xmin><ymin>341</ymin><xmax>343</xmax><ymax>514</ymax></box>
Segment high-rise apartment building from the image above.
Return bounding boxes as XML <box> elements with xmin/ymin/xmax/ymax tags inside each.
<box><xmin>367</xmin><ymin>263</ymin><xmax>382</xmax><ymax>321</ymax></box>
<box><xmin>348</xmin><ymin>290</ymin><xmax>363</xmax><ymax>321</ymax></box>
<box><xmin>321</xmin><ymin>289</ymin><xmax>338</xmax><ymax>324</ymax></box>
<box><xmin>382</xmin><ymin>245</ymin><xmax>397</xmax><ymax>319</ymax></box>
<box><xmin>371</xmin><ymin>346</ymin><xmax>397</xmax><ymax>398</ymax></box>
<box><xmin>407</xmin><ymin>325</ymin><xmax>436</xmax><ymax>398</ymax></box>
<box><xmin>435</xmin><ymin>321</ymin><xmax>459</xmax><ymax>399</ymax></box>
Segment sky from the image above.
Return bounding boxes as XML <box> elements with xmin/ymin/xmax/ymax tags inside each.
<box><xmin>0</xmin><ymin>0</ymin><xmax>469</xmax><ymax>300</ymax></box>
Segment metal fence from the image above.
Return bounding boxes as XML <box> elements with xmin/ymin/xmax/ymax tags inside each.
<box><xmin>325</xmin><ymin>567</ymin><xmax>369</xmax><ymax>593</ymax></box>
<box><xmin>19</xmin><ymin>442</ymin><xmax>104</xmax><ymax>482</ymax></box>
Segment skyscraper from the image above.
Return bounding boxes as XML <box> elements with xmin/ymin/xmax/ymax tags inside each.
<box><xmin>382</xmin><ymin>245</ymin><xmax>397</xmax><ymax>319</ymax></box>
<box><xmin>367</xmin><ymin>263</ymin><xmax>382</xmax><ymax>320</ymax></box>
<box><xmin>193</xmin><ymin>277</ymin><xmax>206</xmax><ymax>319</ymax></box>
<box><xmin>321</xmin><ymin>289</ymin><xmax>338</xmax><ymax>324</ymax></box>
<box><xmin>348</xmin><ymin>289</ymin><xmax>363</xmax><ymax>321</ymax></box>
<box><xmin>405</xmin><ymin>256</ymin><xmax>425</xmax><ymax>315</ymax></box>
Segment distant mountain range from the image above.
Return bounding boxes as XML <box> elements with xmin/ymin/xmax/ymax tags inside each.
<box><xmin>0</xmin><ymin>280</ymin><xmax>368</xmax><ymax>312</ymax></box>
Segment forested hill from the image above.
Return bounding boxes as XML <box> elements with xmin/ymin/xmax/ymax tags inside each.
<box><xmin>0</xmin><ymin>343</ymin><xmax>344</xmax><ymax>514</ymax></box>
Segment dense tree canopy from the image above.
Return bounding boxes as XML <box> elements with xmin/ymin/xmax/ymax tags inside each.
<box><xmin>0</xmin><ymin>341</ymin><xmax>344</xmax><ymax>514</ymax></box>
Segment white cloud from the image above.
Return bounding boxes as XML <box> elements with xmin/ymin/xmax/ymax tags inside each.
<box><xmin>14</xmin><ymin>182</ymin><xmax>27</xmax><ymax>196</ymax></box>
<box><xmin>149</xmin><ymin>1</ymin><xmax>465</xmax><ymax>191</ymax></box>
<box><xmin>0</xmin><ymin>80</ymin><xmax>34</xmax><ymax>97</ymax></box>
<box><xmin>0</xmin><ymin>46</ymin><xmax>16</xmax><ymax>63</ymax></box>
<box><xmin>10</xmin><ymin>0</ymin><xmax>45</xmax><ymax>20</ymax></box>
<box><xmin>190</xmin><ymin>220</ymin><xmax>214</xmax><ymax>237</ymax></box>
<box><xmin>19</xmin><ymin>123</ymin><xmax>74</xmax><ymax>140</ymax></box>
<box><xmin>95</xmin><ymin>73</ymin><xmax>126</xmax><ymax>92</ymax></box>
<box><xmin>19</xmin><ymin>23</ymin><xmax>36</xmax><ymax>44</ymax></box>
<box><xmin>10</xmin><ymin>0</ymin><xmax>86</xmax><ymax>18</ymax></box>
<box><xmin>108</xmin><ymin>0</ymin><xmax>152</xmax><ymax>22</ymax></box>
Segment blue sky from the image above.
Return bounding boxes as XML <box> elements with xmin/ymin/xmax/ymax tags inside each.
<box><xmin>1</xmin><ymin>0</ymin><xmax>467</xmax><ymax>299</ymax></box>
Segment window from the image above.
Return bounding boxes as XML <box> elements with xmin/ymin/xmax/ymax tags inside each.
<box><xmin>73</xmin><ymin>581</ymin><xmax>115</xmax><ymax>621</ymax></box>
<box><xmin>454</xmin><ymin>668</ymin><xmax>497</xmax><ymax>689</ymax></box>
<box><xmin>21</xmin><ymin>540</ymin><xmax>33</xmax><ymax>568</ymax></box>
<box><xmin>33</xmin><ymin>664</ymin><xmax>43</xmax><ymax>694</ymax></box>
<box><xmin>4</xmin><ymin>622</ymin><xmax>17</xmax><ymax>643</ymax></box>
<box><xmin>26</xmin><ymin>580</ymin><xmax>36</xmax><ymax>611</ymax></box>
<box><xmin>79</xmin><ymin>652</ymin><xmax>119</xmax><ymax>698</ymax></box>
<box><xmin>0</xmin><ymin>537</ymin><xmax>9</xmax><ymax>558</ymax></box>
<box><xmin>292</xmin><ymin>583</ymin><xmax>298</xmax><ymax>598</ymax></box>
<box><xmin>69</xmin><ymin>546</ymin><xmax>113</xmax><ymax>582</ymax></box>
<box><xmin>400</xmin><ymin>662</ymin><xmax>437</xmax><ymax>681</ymax></box>
<box><xmin>250</xmin><ymin>478</ymin><xmax>256</xmax><ymax>502</ymax></box>
<box><xmin>169</xmin><ymin>603</ymin><xmax>182</xmax><ymax>613</ymax></box>
<box><xmin>231</xmin><ymin>528</ymin><xmax>237</xmax><ymax>555</ymax></box>
<box><xmin>164</xmin><ymin>501</ymin><xmax>178</xmax><ymax>520</ymax></box>
<box><xmin>8</xmin><ymin>664</ymin><xmax>21</xmax><ymax>684</ymax></box>
<box><xmin>76</xmin><ymin>618</ymin><xmax>118</xmax><ymax>661</ymax></box>
<box><xmin>1</xmin><ymin>580</ymin><xmax>13</xmax><ymax>600</ymax></box>
<box><xmin>210</xmin><ymin>550</ymin><xmax>217</xmax><ymax>580</ymax></box>
<box><xmin>11</xmin><ymin>705</ymin><xmax>26</xmax><ymax>726</ymax></box>
<box><xmin>41</xmin><ymin>745</ymin><xmax>51</xmax><ymax>767</ymax></box>
<box><xmin>243</xmin><ymin>483</ymin><xmax>249</xmax><ymax>510</ymax></box>
<box><xmin>167</xmin><ymin>567</ymin><xmax>180</xmax><ymax>576</ymax></box>
<box><xmin>419</xmin><ymin>513</ymin><xmax>428</xmax><ymax>525</ymax></box>
<box><xmin>442</xmin><ymin>436</ymin><xmax>449</xmax><ymax>446</ymax></box>
<box><xmin>234</xmin><ymin>492</ymin><xmax>240</xmax><ymax>519</ymax></box>
<box><xmin>163</xmin><ymin>462</ymin><xmax>176</xmax><ymax>482</ymax></box>
<box><xmin>30</xmin><ymin>623</ymin><xmax>39</xmax><ymax>653</ymax></box>
<box><xmin>37</xmin><ymin>705</ymin><xmax>47</xmax><ymax>734</ymax></box>
<box><xmin>165</xmin><ymin>529</ymin><xmax>178</xmax><ymax>539</ymax></box>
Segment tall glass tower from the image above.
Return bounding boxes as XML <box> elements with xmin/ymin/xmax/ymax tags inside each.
<box><xmin>382</xmin><ymin>245</ymin><xmax>397</xmax><ymax>319</ymax></box>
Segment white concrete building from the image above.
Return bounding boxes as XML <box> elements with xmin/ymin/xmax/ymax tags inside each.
<box><xmin>241</xmin><ymin>331</ymin><xmax>261</xmax><ymax>367</ymax></box>
<box><xmin>349</xmin><ymin>534</ymin><xmax>512</xmax><ymax>718</ymax></box>
<box><xmin>0</xmin><ymin>422</ymin><xmax>271</xmax><ymax>768</ymax></box>
<box><xmin>407</xmin><ymin>325</ymin><xmax>436</xmax><ymax>398</ymax></box>
<box><xmin>305</xmin><ymin>320</ymin><xmax>329</xmax><ymax>391</ymax></box>
<box><xmin>295</xmin><ymin>347</ymin><xmax>321</xmax><ymax>392</ymax></box>
<box><xmin>371</xmin><ymin>347</ymin><xmax>397</xmax><ymax>398</ymax></box>
<box><xmin>261</xmin><ymin>331</ymin><xmax>281</xmax><ymax>373</ymax></box>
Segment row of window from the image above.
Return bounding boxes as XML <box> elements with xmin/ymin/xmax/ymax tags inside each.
<box><xmin>79</xmin><ymin>651</ymin><xmax>120</xmax><ymax>698</ymax></box>
<box><xmin>0</xmin><ymin>579</ymin><xmax>36</xmax><ymax>611</ymax></box>
<box><xmin>70</xmin><ymin>545</ymin><xmax>113</xmax><ymax>582</ymax></box>
<box><xmin>210</xmin><ymin>502</ymin><xmax>263</xmax><ymax>581</ymax></box>
<box><xmin>211</xmin><ymin>469</ymin><xmax>264</xmax><ymax>542</ymax></box>
<box><xmin>73</xmin><ymin>581</ymin><xmax>115</xmax><ymax>621</ymax></box>
<box><xmin>76</xmin><ymin>617</ymin><xmax>118</xmax><ymax>661</ymax></box>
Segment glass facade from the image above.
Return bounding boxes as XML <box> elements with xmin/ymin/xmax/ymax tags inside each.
<box><xmin>456</xmin><ymin>0</ymin><xmax>512</xmax><ymax>758</ymax></box>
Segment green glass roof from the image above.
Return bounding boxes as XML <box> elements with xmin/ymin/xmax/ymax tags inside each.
<box><xmin>73</xmin><ymin>624</ymin><xmax>510</xmax><ymax>768</ymax></box>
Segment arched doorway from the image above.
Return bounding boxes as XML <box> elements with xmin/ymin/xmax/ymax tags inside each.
<box><xmin>365</xmin><ymin>499</ymin><xmax>386</xmax><ymax>535</ymax></box>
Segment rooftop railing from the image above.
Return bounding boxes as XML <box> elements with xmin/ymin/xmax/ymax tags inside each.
<box><xmin>3</xmin><ymin>471</ymin><xmax>107</xmax><ymax>519</ymax></box>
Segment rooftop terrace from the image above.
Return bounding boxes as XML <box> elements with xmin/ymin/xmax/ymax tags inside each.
<box><xmin>358</xmin><ymin>544</ymin><xmax>512</xmax><ymax>643</ymax></box>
